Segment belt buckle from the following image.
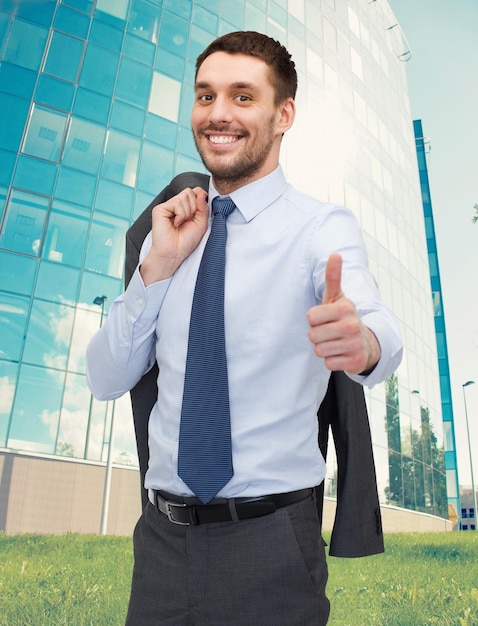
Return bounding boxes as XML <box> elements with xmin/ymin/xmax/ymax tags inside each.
<box><xmin>165</xmin><ymin>500</ymin><xmax>190</xmax><ymax>525</ymax></box>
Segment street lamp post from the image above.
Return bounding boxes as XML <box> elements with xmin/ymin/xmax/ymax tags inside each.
<box><xmin>84</xmin><ymin>296</ymin><xmax>108</xmax><ymax>459</ymax></box>
<box><xmin>462</xmin><ymin>380</ymin><xmax>477</xmax><ymax>530</ymax></box>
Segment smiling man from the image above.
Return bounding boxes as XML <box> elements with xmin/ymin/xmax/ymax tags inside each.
<box><xmin>86</xmin><ymin>31</ymin><xmax>402</xmax><ymax>625</ymax></box>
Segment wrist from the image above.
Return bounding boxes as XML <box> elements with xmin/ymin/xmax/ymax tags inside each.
<box><xmin>140</xmin><ymin>253</ymin><xmax>180</xmax><ymax>286</ymax></box>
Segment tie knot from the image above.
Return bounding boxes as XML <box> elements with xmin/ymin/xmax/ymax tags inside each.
<box><xmin>212</xmin><ymin>196</ymin><xmax>236</xmax><ymax>218</ymax></box>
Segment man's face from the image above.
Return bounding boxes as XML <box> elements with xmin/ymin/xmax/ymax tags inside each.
<box><xmin>191</xmin><ymin>51</ymin><xmax>288</xmax><ymax>192</ymax></box>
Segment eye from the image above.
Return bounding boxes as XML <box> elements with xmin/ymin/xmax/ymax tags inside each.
<box><xmin>198</xmin><ymin>94</ymin><xmax>214</xmax><ymax>102</ymax></box>
<box><xmin>235</xmin><ymin>94</ymin><xmax>251</xmax><ymax>102</ymax></box>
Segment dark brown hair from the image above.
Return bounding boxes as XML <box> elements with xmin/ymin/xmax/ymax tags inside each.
<box><xmin>195</xmin><ymin>31</ymin><xmax>297</xmax><ymax>104</ymax></box>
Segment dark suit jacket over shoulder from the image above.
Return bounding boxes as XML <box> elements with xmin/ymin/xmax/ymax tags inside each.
<box><xmin>125</xmin><ymin>172</ymin><xmax>384</xmax><ymax>558</ymax></box>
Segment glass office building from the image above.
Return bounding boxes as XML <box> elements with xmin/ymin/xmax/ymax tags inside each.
<box><xmin>414</xmin><ymin>119</ymin><xmax>460</xmax><ymax>520</ymax></box>
<box><xmin>0</xmin><ymin>0</ymin><xmax>451</xmax><ymax>524</ymax></box>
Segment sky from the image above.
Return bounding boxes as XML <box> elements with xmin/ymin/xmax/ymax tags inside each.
<box><xmin>388</xmin><ymin>0</ymin><xmax>478</xmax><ymax>488</ymax></box>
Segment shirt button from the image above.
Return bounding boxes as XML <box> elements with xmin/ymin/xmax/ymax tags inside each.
<box><xmin>136</xmin><ymin>298</ymin><xmax>144</xmax><ymax>306</ymax></box>
<box><xmin>123</xmin><ymin>341</ymin><xmax>130</xmax><ymax>347</ymax></box>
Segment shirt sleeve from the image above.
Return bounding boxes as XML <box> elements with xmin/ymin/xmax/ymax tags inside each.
<box><xmin>310</xmin><ymin>203</ymin><xmax>403</xmax><ymax>387</ymax></box>
<box><xmin>85</xmin><ymin>236</ymin><xmax>171</xmax><ymax>400</ymax></box>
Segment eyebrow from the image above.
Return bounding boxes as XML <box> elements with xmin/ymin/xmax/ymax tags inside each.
<box><xmin>194</xmin><ymin>81</ymin><xmax>260</xmax><ymax>92</ymax></box>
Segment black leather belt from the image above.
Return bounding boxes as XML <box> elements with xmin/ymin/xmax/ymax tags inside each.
<box><xmin>153</xmin><ymin>488</ymin><xmax>313</xmax><ymax>525</ymax></box>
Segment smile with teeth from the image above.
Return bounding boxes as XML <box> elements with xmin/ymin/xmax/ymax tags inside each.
<box><xmin>208</xmin><ymin>134</ymin><xmax>240</xmax><ymax>144</ymax></box>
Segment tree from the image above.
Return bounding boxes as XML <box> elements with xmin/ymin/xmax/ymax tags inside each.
<box><xmin>56</xmin><ymin>441</ymin><xmax>75</xmax><ymax>457</ymax></box>
<box><xmin>473</xmin><ymin>203</ymin><xmax>478</xmax><ymax>223</ymax></box>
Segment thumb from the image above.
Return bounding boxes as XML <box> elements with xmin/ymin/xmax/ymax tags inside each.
<box><xmin>193</xmin><ymin>187</ymin><xmax>209</xmax><ymax>223</ymax></box>
<box><xmin>322</xmin><ymin>253</ymin><xmax>344</xmax><ymax>304</ymax></box>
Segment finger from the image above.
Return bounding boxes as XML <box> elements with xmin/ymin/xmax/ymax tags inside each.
<box><xmin>322</xmin><ymin>253</ymin><xmax>344</xmax><ymax>304</ymax></box>
<box><xmin>171</xmin><ymin>188</ymin><xmax>202</xmax><ymax>227</ymax></box>
<box><xmin>192</xmin><ymin>187</ymin><xmax>209</xmax><ymax>220</ymax></box>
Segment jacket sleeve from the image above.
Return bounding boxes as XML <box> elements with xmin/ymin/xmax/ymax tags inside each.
<box><xmin>316</xmin><ymin>371</ymin><xmax>384</xmax><ymax>558</ymax></box>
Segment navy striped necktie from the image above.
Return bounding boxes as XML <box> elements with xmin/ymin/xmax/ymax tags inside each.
<box><xmin>178</xmin><ymin>196</ymin><xmax>236</xmax><ymax>504</ymax></box>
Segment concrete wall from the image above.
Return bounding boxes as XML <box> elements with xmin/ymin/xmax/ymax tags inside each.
<box><xmin>0</xmin><ymin>450</ymin><xmax>451</xmax><ymax>535</ymax></box>
<box><xmin>0</xmin><ymin>450</ymin><xmax>142</xmax><ymax>535</ymax></box>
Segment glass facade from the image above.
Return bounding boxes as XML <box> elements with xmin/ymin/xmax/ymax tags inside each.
<box><xmin>0</xmin><ymin>0</ymin><xmax>450</xmax><ymax>519</ymax></box>
<box><xmin>414</xmin><ymin>119</ymin><xmax>460</xmax><ymax>519</ymax></box>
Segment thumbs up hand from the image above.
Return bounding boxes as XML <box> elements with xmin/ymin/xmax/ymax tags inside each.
<box><xmin>307</xmin><ymin>253</ymin><xmax>381</xmax><ymax>375</ymax></box>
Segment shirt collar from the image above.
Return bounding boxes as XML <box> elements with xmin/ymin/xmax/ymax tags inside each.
<box><xmin>207</xmin><ymin>166</ymin><xmax>287</xmax><ymax>223</ymax></box>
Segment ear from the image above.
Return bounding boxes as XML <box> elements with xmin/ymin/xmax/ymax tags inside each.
<box><xmin>275</xmin><ymin>97</ymin><xmax>296</xmax><ymax>136</ymax></box>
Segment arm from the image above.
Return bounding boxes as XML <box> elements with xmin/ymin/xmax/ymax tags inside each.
<box><xmin>307</xmin><ymin>211</ymin><xmax>402</xmax><ymax>385</ymax></box>
<box><xmin>86</xmin><ymin>187</ymin><xmax>210</xmax><ymax>400</ymax></box>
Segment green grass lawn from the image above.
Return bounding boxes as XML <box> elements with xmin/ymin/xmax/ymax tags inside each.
<box><xmin>0</xmin><ymin>531</ymin><xmax>477</xmax><ymax>625</ymax></box>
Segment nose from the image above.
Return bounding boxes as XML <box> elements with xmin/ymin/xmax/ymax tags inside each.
<box><xmin>208</xmin><ymin>95</ymin><xmax>233</xmax><ymax>125</ymax></box>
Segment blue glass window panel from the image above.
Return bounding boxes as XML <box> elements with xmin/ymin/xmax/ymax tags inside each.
<box><xmin>184</xmin><ymin>59</ymin><xmax>196</xmax><ymax>86</ymax></box>
<box><xmin>24</xmin><ymin>299</ymin><xmax>73</xmax><ymax>368</ymax></box>
<box><xmin>16</xmin><ymin>0</ymin><xmax>55</xmax><ymax>26</ymax></box>
<box><xmin>244</xmin><ymin>4</ymin><xmax>266</xmax><ymax>31</ymax></box>
<box><xmin>145</xmin><ymin>114</ymin><xmax>177</xmax><ymax>150</ymax></box>
<box><xmin>222</xmin><ymin>0</ymin><xmax>244</xmax><ymax>28</ymax></box>
<box><xmin>89</xmin><ymin>18</ymin><xmax>124</xmax><ymax>51</ymax></box>
<box><xmin>137</xmin><ymin>142</ymin><xmax>173</xmax><ymax>195</ymax></box>
<box><xmin>191</xmin><ymin>5</ymin><xmax>218</xmax><ymax>33</ymax></box>
<box><xmin>42</xmin><ymin>200</ymin><xmax>89</xmax><ymax>267</ymax></box>
<box><xmin>35</xmin><ymin>74</ymin><xmax>75</xmax><ymax>111</ymax></box>
<box><xmin>3</xmin><ymin>19</ymin><xmax>48</xmax><ymax>71</ymax></box>
<box><xmin>85</xmin><ymin>211</ymin><xmax>128</xmax><ymax>278</ymax></box>
<box><xmin>217</xmin><ymin>19</ymin><xmax>236</xmax><ymax>37</ymax></box>
<box><xmin>128</xmin><ymin>0</ymin><xmax>162</xmax><ymax>44</ymax></box>
<box><xmin>0</xmin><ymin>191</ymin><xmax>49</xmax><ymax>256</ymax></box>
<box><xmin>179</xmin><ymin>85</ymin><xmax>194</xmax><ymax>126</ymax></box>
<box><xmin>444</xmin><ymin>451</ymin><xmax>455</xmax><ymax>471</ymax></box>
<box><xmin>96</xmin><ymin>178</ymin><xmax>134</xmax><ymax>220</ymax></box>
<box><xmin>0</xmin><ymin>149</ymin><xmax>15</xmax><ymax>186</ymax></box>
<box><xmin>101</xmin><ymin>129</ymin><xmax>140</xmax><ymax>187</ymax></box>
<box><xmin>73</xmin><ymin>87</ymin><xmax>111</xmax><ymax>124</ymax></box>
<box><xmin>0</xmin><ymin>251</ymin><xmax>37</xmax><ymax>295</ymax></box>
<box><xmin>0</xmin><ymin>93</ymin><xmax>30</xmax><ymax>152</ymax></box>
<box><xmin>155</xmin><ymin>46</ymin><xmax>186</xmax><ymax>79</ymax></box>
<box><xmin>124</xmin><ymin>32</ymin><xmax>155</xmax><ymax>64</ymax></box>
<box><xmin>22</xmin><ymin>104</ymin><xmax>68</xmax><ymax>162</ymax></box>
<box><xmin>110</xmin><ymin>100</ymin><xmax>145</xmax><ymax>136</ymax></box>
<box><xmin>78</xmin><ymin>271</ymin><xmax>122</xmax><ymax>311</ymax></box>
<box><xmin>8</xmin><ymin>363</ymin><xmax>65</xmax><ymax>453</ymax></box>
<box><xmin>62</xmin><ymin>117</ymin><xmax>105</xmax><ymax>175</ymax></box>
<box><xmin>35</xmin><ymin>260</ymin><xmax>80</xmax><ymax>303</ymax></box>
<box><xmin>177</xmin><ymin>126</ymin><xmax>196</xmax><ymax>157</ymax></box>
<box><xmin>115</xmin><ymin>57</ymin><xmax>152</xmax><ymax>108</ymax></box>
<box><xmin>164</xmin><ymin>0</ymin><xmax>191</xmax><ymax>20</ymax></box>
<box><xmin>132</xmin><ymin>190</ymin><xmax>155</xmax><ymax>221</ymax></box>
<box><xmin>43</xmin><ymin>31</ymin><xmax>85</xmax><ymax>83</ymax></box>
<box><xmin>189</xmin><ymin>24</ymin><xmax>214</xmax><ymax>61</ymax></box>
<box><xmin>0</xmin><ymin>63</ymin><xmax>36</xmax><ymax>99</ymax></box>
<box><xmin>0</xmin><ymin>12</ymin><xmax>9</xmax><ymax>52</ymax></box>
<box><xmin>175</xmin><ymin>153</ymin><xmax>205</xmax><ymax>178</ymax></box>
<box><xmin>0</xmin><ymin>293</ymin><xmax>29</xmax><ymax>361</ymax></box>
<box><xmin>159</xmin><ymin>11</ymin><xmax>189</xmax><ymax>58</ymax></box>
<box><xmin>79</xmin><ymin>43</ymin><xmax>119</xmax><ymax>97</ymax></box>
<box><xmin>13</xmin><ymin>155</ymin><xmax>57</xmax><ymax>196</ymax></box>
<box><xmin>195</xmin><ymin>0</ymin><xmax>219</xmax><ymax>13</ymax></box>
<box><xmin>0</xmin><ymin>361</ymin><xmax>18</xmax><ymax>446</ymax></box>
<box><xmin>269</xmin><ymin>1</ymin><xmax>287</xmax><ymax>26</ymax></box>
<box><xmin>95</xmin><ymin>0</ymin><xmax>129</xmax><ymax>22</ymax></box>
<box><xmin>54</xmin><ymin>5</ymin><xmax>90</xmax><ymax>38</ymax></box>
<box><xmin>0</xmin><ymin>184</ymin><xmax>6</xmax><ymax>213</ymax></box>
<box><xmin>55</xmin><ymin>167</ymin><xmax>96</xmax><ymax>207</ymax></box>
<box><xmin>61</xmin><ymin>0</ymin><xmax>94</xmax><ymax>13</ymax></box>
<box><xmin>148</xmin><ymin>71</ymin><xmax>181</xmax><ymax>122</ymax></box>
<box><xmin>57</xmin><ymin>372</ymin><xmax>91</xmax><ymax>457</ymax></box>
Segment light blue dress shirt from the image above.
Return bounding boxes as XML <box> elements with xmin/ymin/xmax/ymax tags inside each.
<box><xmin>86</xmin><ymin>166</ymin><xmax>402</xmax><ymax>498</ymax></box>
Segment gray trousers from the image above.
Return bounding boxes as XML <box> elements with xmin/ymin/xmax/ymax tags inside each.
<box><xmin>125</xmin><ymin>492</ymin><xmax>330</xmax><ymax>625</ymax></box>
